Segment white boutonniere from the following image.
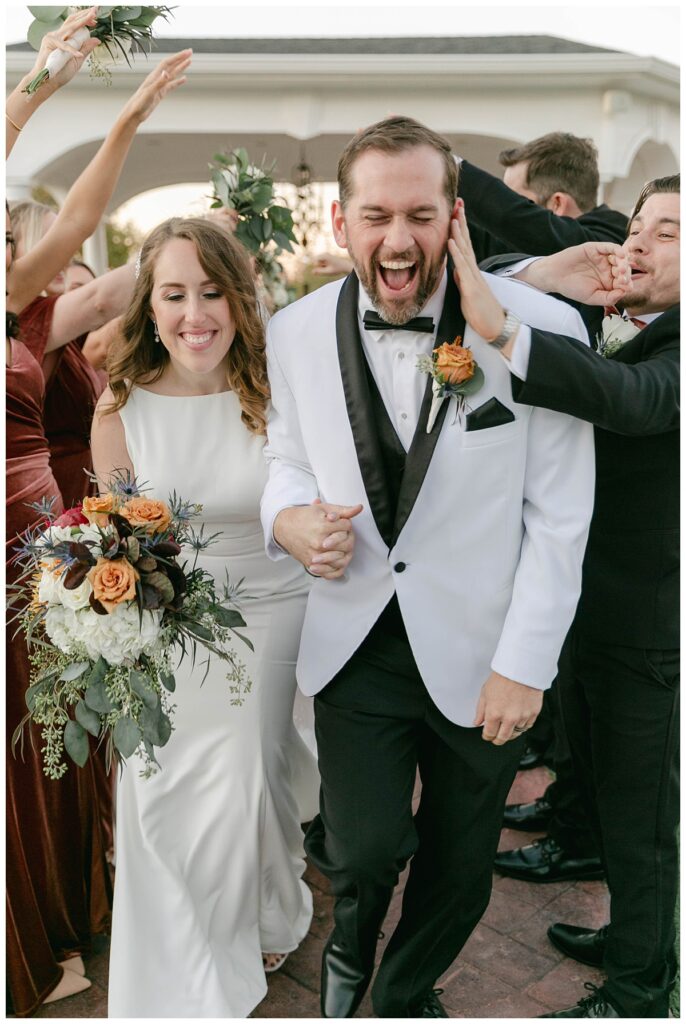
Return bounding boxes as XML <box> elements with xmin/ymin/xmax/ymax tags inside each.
<box><xmin>417</xmin><ymin>337</ymin><xmax>484</xmax><ymax>433</ymax></box>
<box><xmin>598</xmin><ymin>314</ymin><xmax>642</xmax><ymax>358</ymax></box>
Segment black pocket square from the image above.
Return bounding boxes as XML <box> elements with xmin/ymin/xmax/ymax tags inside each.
<box><xmin>465</xmin><ymin>397</ymin><xmax>516</xmax><ymax>432</ymax></box>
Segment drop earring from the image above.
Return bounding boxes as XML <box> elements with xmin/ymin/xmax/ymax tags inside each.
<box><xmin>153</xmin><ymin>321</ymin><xmax>160</xmax><ymax>344</ymax></box>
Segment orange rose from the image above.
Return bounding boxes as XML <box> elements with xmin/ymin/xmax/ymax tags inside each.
<box><xmin>87</xmin><ymin>557</ymin><xmax>139</xmax><ymax>613</ymax></box>
<box><xmin>82</xmin><ymin>494</ymin><xmax>117</xmax><ymax>527</ymax></box>
<box><xmin>120</xmin><ymin>497</ymin><xmax>172</xmax><ymax>535</ymax></box>
<box><xmin>434</xmin><ymin>339</ymin><xmax>475</xmax><ymax>385</ymax></box>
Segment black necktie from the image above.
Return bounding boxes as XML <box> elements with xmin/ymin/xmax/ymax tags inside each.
<box><xmin>363</xmin><ymin>309</ymin><xmax>435</xmax><ymax>334</ymax></box>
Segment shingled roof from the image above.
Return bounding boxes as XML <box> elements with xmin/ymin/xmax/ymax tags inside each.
<box><xmin>7</xmin><ymin>34</ymin><xmax>621</xmax><ymax>55</ymax></box>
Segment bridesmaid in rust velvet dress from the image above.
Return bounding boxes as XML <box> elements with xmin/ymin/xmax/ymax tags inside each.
<box><xmin>6</xmin><ymin>26</ymin><xmax>193</xmax><ymax>1014</ymax></box>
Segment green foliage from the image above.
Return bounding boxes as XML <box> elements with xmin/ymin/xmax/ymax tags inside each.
<box><xmin>107</xmin><ymin>219</ymin><xmax>142</xmax><ymax>269</ymax></box>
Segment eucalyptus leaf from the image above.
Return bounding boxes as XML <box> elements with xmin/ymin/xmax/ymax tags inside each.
<box><xmin>140</xmin><ymin>704</ymin><xmax>171</xmax><ymax>746</ymax></box>
<box><xmin>25</xmin><ymin>678</ymin><xmax>52</xmax><ymax>712</ymax></box>
<box><xmin>113</xmin><ymin>716</ymin><xmax>142</xmax><ymax>758</ymax></box>
<box><xmin>211</xmin><ymin>605</ymin><xmax>246</xmax><ymax>629</ymax></box>
<box><xmin>27</xmin><ymin>16</ymin><xmax>64</xmax><ymax>51</ymax></box>
<box><xmin>129</xmin><ymin>668</ymin><xmax>159</xmax><ymax>710</ymax></box>
<box><xmin>59</xmin><ymin>661</ymin><xmax>90</xmax><ymax>682</ymax></box>
<box><xmin>27</xmin><ymin>6</ymin><xmax>68</xmax><ymax>20</ymax></box>
<box><xmin>84</xmin><ymin>676</ymin><xmax>116</xmax><ymax>714</ymax></box>
<box><xmin>64</xmin><ymin>720</ymin><xmax>90</xmax><ymax>767</ymax></box>
<box><xmin>75</xmin><ymin>700</ymin><xmax>101</xmax><ymax>738</ymax></box>
<box><xmin>186</xmin><ymin>621</ymin><xmax>214</xmax><ymax>641</ymax></box>
<box><xmin>459</xmin><ymin>365</ymin><xmax>486</xmax><ymax>396</ymax></box>
<box><xmin>112</xmin><ymin>6</ymin><xmax>142</xmax><ymax>20</ymax></box>
<box><xmin>160</xmin><ymin>670</ymin><xmax>176</xmax><ymax>692</ymax></box>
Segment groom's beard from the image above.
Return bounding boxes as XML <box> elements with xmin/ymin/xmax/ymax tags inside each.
<box><xmin>348</xmin><ymin>244</ymin><xmax>447</xmax><ymax>326</ymax></box>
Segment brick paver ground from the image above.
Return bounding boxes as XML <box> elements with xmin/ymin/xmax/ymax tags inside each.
<box><xmin>32</xmin><ymin>765</ymin><xmax>610</xmax><ymax>1018</ymax></box>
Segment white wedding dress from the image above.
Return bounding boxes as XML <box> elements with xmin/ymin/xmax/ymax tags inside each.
<box><xmin>108</xmin><ymin>388</ymin><xmax>319</xmax><ymax>1018</ymax></box>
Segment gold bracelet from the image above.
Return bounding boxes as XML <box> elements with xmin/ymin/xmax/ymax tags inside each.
<box><xmin>6</xmin><ymin>112</ymin><xmax>22</xmax><ymax>132</ymax></box>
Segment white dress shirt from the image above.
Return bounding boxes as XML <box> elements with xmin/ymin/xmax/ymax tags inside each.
<box><xmin>496</xmin><ymin>258</ymin><xmax>663</xmax><ymax>379</ymax></box>
<box><xmin>358</xmin><ymin>274</ymin><xmax>448</xmax><ymax>450</ymax></box>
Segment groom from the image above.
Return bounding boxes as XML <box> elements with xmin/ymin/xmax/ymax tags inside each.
<box><xmin>260</xmin><ymin>116</ymin><xmax>595</xmax><ymax>1018</ymax></box>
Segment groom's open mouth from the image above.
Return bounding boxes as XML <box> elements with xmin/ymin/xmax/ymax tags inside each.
<box><xmin>377</xmin><ymin>259</ymin><xmax>419</xmax><ymax>296</ymax></box>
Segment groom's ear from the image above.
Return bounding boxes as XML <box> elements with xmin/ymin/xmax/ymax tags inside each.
<box><xmin>331</xmin><ymin>200</ymin><xmax>348</xmax><ymax>249</ymax></box>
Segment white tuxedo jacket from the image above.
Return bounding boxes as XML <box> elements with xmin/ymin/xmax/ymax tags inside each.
<box><xmin>261</xmin><ymin>271</ymin><xmax>595</xmax><ymax>726</ymax></box>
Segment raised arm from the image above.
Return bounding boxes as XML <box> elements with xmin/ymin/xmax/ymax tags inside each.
<box><xmin>7</xmin><ymin>49</ymin><xmax>191</xmax><ymax>314</ymax></box>
<box><xmin>45</xmin><ymin>265</ymin><xmax>135</xmax><ymax>352</ymax></box>
<box><xmin>6</xmin><ymin>7</ymin><xmax>99</xmax><ymax>158</ymax></box>
<box><xmin>458</xmin><ymin>158</ymin><xmax>627</xmax><ymax>255</ymax></box>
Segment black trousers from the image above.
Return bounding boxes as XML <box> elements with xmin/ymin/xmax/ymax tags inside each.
<box><xmin>558</xmin><ymin>629</ymin><xmax>679</xmax><ymax>1017</ymax></box>
<box><xmin>305</xmin><ymin>623</ymin><xmax>521</xmax><ymax>1017</ymax></box>
<box><xmin>545</xmin><ymin>679</ymin><xmax>598</xmax><ymax>858</ymax></box>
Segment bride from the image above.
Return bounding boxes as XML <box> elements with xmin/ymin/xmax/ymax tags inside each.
<box><xmin>91</xmin><ymin>217</ymin><xmax>319</xmax><ymax>1017</ymax></box>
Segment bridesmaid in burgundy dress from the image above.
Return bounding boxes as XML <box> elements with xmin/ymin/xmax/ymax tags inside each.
<box><xmin>6</xmin><ymin>25</ymin><xmax>193</xmax><ymax>1013</ymax></box>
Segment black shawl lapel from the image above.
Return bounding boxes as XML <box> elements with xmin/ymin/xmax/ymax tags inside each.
<box><xmin>336</xmin><ymin>273</ymin><xmax>395</xmax><ymax>544</ymax></box>
<box><xmin>391</xmin><ymin>269</ymin><xmax>466</xmax><ymax>545</ymax></box>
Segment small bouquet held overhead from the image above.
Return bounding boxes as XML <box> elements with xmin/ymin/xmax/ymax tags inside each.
<box><xmin>9</xmin><ymin>476</ymin><xmax>252</xmax><ymax>779</ymax></box>
<box><xmin>417</xmin><ymin>336</ymin><xmax>484</xmax><ymax>432</ymax></box>
<box><xmin>23</xmin><ymin>5</ymin><xmax>174</xmax><ymax>94</ymax></box>
<box><xmin>210</xmin><ymin>147</ymin><xmax>297</xmax><ymax>309</ymax></box>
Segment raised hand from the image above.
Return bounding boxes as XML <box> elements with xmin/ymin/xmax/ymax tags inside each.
<box><xmin>473</xmin><ymin>671</ymin><xmax>543</xmax><ymax>745</ymax></box>
<box><xmin>274</xmin><ymin>499</ymin><xmax>363</xmax><ymax>579</ymax></box>
<box><xmin>512</xmin><ymin>242</ymin><xmax>631</xmax><ymax>307</ymax></box>
<box><xmin>119</xmin><ymin>49</ymin><xmax>193</xmax><ymax>126</ymax></box>
<box><xmin>29</xmin><ymin>6</ymin><xmax>100</xmax><ymax>95</ymax></box>
<box><xmin>448</xmin><ymin>200</ymin><xmax>507</xmax><ymax>342</ymax></box>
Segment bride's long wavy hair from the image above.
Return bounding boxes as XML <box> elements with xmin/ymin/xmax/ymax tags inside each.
<box><xmin>105</xmin><ymin>217</ymin><xmax>269</xmax><ymax>435</ymax></box>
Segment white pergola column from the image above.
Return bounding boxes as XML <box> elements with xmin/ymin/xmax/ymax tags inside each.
<box><xmin>6</xmin><ymin>175</ymin><xmax>34</xmax><ymax>202</ymax></box>
<box><xmin>82</xmin><ymin>222</ymin><xmax>109</xmax><ymax>276</ymax></box>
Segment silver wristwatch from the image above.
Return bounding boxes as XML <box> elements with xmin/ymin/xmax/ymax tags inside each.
<box><xmin>490</xmin><ymin>309</ymin><xmax>521</xmax><ymax>350</ymax></box>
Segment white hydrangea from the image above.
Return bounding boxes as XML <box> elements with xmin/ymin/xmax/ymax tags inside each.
<box><xmin>44</xmin><ymin>606</ymin><xmax>80</xmax><ymax>655</ymax></box>
<box><xmin>44</xmin><ymin>603</ymin><xmax>163</xmax><ymax>665</ymax></box>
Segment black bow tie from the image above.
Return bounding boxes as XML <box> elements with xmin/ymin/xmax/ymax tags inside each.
<box><xmin>363</xmin><ymin>310</ymin><xmax>435</xmax><ymax>334</ymax></box>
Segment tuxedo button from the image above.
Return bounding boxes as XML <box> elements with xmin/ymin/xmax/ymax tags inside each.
<box><xmin>394</xmin><ymin>562</ymin><xmax>407</xmax><ymax>573</ymax></box>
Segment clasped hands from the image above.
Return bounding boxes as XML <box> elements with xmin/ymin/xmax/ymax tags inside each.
<box><xmin>273</xmin><ymin>498</ymin><xmax>363</xmax><ymax>579</ymax></box>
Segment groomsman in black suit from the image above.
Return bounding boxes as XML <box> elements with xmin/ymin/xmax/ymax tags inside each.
<box><xmin>458</xmin><ymin>132</ymin><xmax>628</xmax><ymax>261</ymax></box>
<box><xmin>459</xmin><ymin>132</ymin><xmax>628</xmax><ymax>879</ymax></box>
<box><xmin>449</xmin><ymin>174</ymin><xmax>679</xmax><ymax>1018</ymax></box>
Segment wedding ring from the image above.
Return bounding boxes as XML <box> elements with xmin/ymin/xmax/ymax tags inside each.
<box><xmin>512</xmin><ymin>725</ymin><xmax>527</xmax><ymax>733</ymax></box>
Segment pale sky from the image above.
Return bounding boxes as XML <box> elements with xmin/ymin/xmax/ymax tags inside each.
<box><xmin>5</xmin><ymin>2</ymin><xmax>681</xmax><ymax>63</ymax></box>
<box><xmin>5</xmin><ymin>1</ymin><xmax>680</xmax><ymax>249</ymax></box>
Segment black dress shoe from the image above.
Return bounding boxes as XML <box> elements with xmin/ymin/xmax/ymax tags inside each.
<box><xmin>493</xmin><ymin>836</ymin><xmax>605</xmax><ymax>883</ymax></box>
<box><xmin>519</xmin><ymin>744</ymin><xmax>545</xmax><ymax>770</ymax></box>
<box><xmin>539</xmin><ymin>982</ymin><xmax>620</xmax><ymax>1017</ymax></box>
<box><xmin>413</xmin><ymin>988</ymin><xmax>449</xmax><ymax>1017</ymax></box>
<box><xmin>548</xmin><ymin>923</ymin><xmax>608</xmax><ymax>967</ymax></box>
<box><xmin>320</xmin><ymin>935</ymin><xmax>373</xmax><ymax>1018</ymax></box>
<box><xmin>503</xmin><ymin>795</ymin><xmax>553</xmax><ymax>832</ymax></box>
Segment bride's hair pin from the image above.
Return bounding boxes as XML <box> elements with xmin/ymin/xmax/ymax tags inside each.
<box><xmin>134</xmin><ymin>249</ymin><xmax>143</xmax><ymax>280</ymax></box>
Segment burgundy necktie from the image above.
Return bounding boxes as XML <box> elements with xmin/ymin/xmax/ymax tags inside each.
<box><xmin>603</xmin><ymin>305</ymin><xmax>647</xmax><ymax>330</ymax></box>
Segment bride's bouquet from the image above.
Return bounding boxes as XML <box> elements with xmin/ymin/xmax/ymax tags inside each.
<box><xmin>9</xmin><ymin>475</ymin><xmax>252</xmax><ymax>780</ymax></box>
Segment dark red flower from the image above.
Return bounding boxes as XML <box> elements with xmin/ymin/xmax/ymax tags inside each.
<box><xmin>54</xmin><ymin>505</ymin><xmax>89</xmax><ymax>528</ymax></box>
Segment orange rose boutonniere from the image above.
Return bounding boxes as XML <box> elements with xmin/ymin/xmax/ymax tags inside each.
<box><xmin>417</xmin><ymin>336</ymin><xmax>484</xmax><ymax>432</ymax></box>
